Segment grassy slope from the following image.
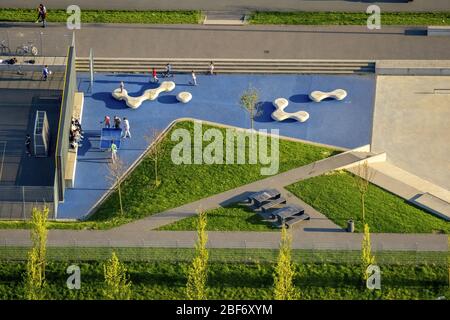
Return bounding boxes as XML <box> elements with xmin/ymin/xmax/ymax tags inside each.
<box><xmin>159</xmin><ymin>204</ymin><xmax>276</xmax><ymax>231</ymax></box>
<box><xmin>0</xmin><ymin>121</ymin><xmax>335</xmax><ymax>230</ymax></box>
<box><xmin>286</xmin><ymin>171</ymin><xmax>450</xmax><ymax>233</ymax></box>
<box><xmin>0</xmin><ymin>9</ymin><xmax>201</xmax><ymax>24</ymax></box>
<box><xmin>0</xmin><ymin>260</ymin><xmax>447</xmax><ymax>300</ymax></box>
<box><xmin>251</xmin><ymin>12</ymin><xmax>450</xmax><ymax>25</ymax></box>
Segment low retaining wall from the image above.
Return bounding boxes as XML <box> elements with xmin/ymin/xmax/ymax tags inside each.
<box><xmin>376</xmin><ymin>60</ymin><xmax>450</xmax><ymax>76</ymax></box>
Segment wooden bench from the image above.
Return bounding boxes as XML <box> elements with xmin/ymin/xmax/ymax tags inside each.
<box><xmin>427</xmin><ymin>26</ymin><xmax>450</xmax><ymax>36</ymax></box>
<box><xmin>64</xmin><ymin>92</ymin><xmax>84</xmax><ymax>188</ymax></box>
<box><xmin>261</xmin><ymin>197</ymin><xmax>286</xmax><ymax>212</ymax></box>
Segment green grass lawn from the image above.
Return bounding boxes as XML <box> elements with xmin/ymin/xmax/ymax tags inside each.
<box><xmin>0</xmin><ymin>9</ymin><xmax>201</xmax><ymax>24</ymax></box>
<box><xmin>0</xmin><ymin>260</ymin><xmax>447</xmax><ymax>300</ymax></box>
<box><xmin>286</xmin><ymin>170</ymin><xmax>450</xmax><ymax>234</ymax></box>
<box><xmin>159</xmin><ymin>204</ymin><xmax>276</xmax><ymax>231</ymax></box>
<box><xmin>0</xmin><ymin>121</ymin><xmax>336</xmax><ymax>230</ymax></box>
<box><xmin>251</xmin><ymin>11</ymin><xmax>450</xmax><ymax>25</ymax></box>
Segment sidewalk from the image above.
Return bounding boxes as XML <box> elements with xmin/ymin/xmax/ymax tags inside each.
<box><xmin>2</xmin><ymin>23</ymin><xmax>450</xmax><ymax>60</ymax></box>
<box><xmin>1</xmin><ymin>0</ymin><xmax>449</xmax><ymax>12</ymax></box>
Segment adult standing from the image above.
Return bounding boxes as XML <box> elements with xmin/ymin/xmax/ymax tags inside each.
<box><xmin>113</xmin><ymin>115</ymin><xmax>121</xmax><ymax>129</ymax></box>
<box><xmin>101</xmin><ymin>115</ymin><xmax>111</xmax><ymax>128</ymax></box>
<box><xmin>122</xmin><ymin>117</ymin><xmax>131</xmax><ymax>139</ymax></box>
<box><xmin>152</xmin><ymin>68</ymin><xmax>159</xmax><ymax>83</ymax></box>
<box><xmin>25</xmin><ymin>134</ymin><xmax>32</xmax><ymax>156</ymax></box>
<box><xmin>190</xmin><ymin>70</ymin><xmax>197</xmax><ymax>86</ymax></box>
<box><xmin>163</xmin><ymin>63</ymin><xmax>172</xmax><ymax>77</ymax></box>
<box><xmin>110</xmin><ymin>140</ymin><xmax>118</xmax><ymax>163</ymax></box>
<box><xmin>209</xmin><ymin>61</ymin><xmax>215</xmax><ymax>75</ymax></box>
<box><xmin>42</xmin><ymin>65</ymin><xmax>50</xmax><ymax>81</ymax></box>
<box><xmin>119</xmin><ymin>81</ymin><xmax>125</xmax><ymax>93</ymax></box>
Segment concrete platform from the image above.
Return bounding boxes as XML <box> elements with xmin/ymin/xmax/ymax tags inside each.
<box><xmin>371</xmin><ymin>75</ymin><xmax>450</xmax><ymax>191</ymax></box>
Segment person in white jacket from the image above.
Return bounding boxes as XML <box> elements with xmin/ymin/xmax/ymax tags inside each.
<box><xmin>122</xmin><ymin>117</ymin><xmax>131</xmax><ymax>139</ymax></box>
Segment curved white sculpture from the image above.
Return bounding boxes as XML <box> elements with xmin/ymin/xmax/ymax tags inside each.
<box><xmin>309</xmin><ymin>89</ymin><xmax>347</xmax><ymax>102</ymax></box>
<box><xmin>112</xmin><ymin>81</ymin><xmax>176</xmax><ymax>109</ymax></box>
<box><xmin>271</xmin><ymin>98</ymin><xmax>309</xmax><ymax>122</ymax></box>
<box><xmin>176</xmin><ymin>91</ymin><xmax>192</xmax><ymax>103</ymax></box>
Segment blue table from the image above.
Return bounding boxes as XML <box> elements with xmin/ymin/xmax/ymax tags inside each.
<box><xmin>100</xmin><ymin>128</ymin><xmax>122</xmax><ymax>150</ymax></box>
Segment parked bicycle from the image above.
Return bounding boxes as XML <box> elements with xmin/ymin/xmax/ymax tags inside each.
<box><xmin>15</xmin><ymin>41</ymin><xmax>38</xmax><ymax>56</ymax></box>
<box><xmin>0</xmin><ymin>40</ymin><xmax>11</xmax><ymax>55</ymax></box>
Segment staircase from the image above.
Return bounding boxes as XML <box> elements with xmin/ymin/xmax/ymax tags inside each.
<box><xmin>75</xmin><ymin>58</ymin><xmax>376</xmax><ymax>75</ymax></box>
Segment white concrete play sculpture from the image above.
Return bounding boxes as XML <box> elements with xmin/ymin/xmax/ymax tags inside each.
<box><xmin>112</xmin><ymin>81</ymin><xmax>176</xmax><ymax>109</ymax></box>
<box><xmin>176</xmin><ymin>91</ymin><xmax>192</xmax><ymax>103</ymax></box>
<box><xmin>309</xmin><ymin>89</ymin><xmax>347</xmax><ymax>102</ymax></box>
<box><xmin>271</xmin><ymin>98</ymin><xmax>309</xmax><ymax>122</ymax></box>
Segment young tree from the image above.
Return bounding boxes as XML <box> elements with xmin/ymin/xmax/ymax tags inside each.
<box><xmin>186</xmin><ymin>209</ymin><xmax>208</xmax><ymax>300</ymax></box>
<box><xmin>103</xmin><ymin>251</ymin><xmax>132</xmax><ymax>300</ymax></box>
<box><xmin>24</xmin><ymin>206</ymin><xmax>49</xmax><ymax>300</ymax></box>
<box><xmin>106</xmin><ymin>156</ymin><xmax>126</xmax><ymax>217</ymax></box>
<box><xmin>273</xmin><ymin>226</ymin><xmax>298</xmax><ymax>300</ymax></box>
<box><xmin>145</xmin><ymin>128</ymin><xmax>165</xmax><ymax>187</ymax></box>
<box><xmin>361</xmin><ymin>223</ymin><xmax>376</xmax><ymax>281</ymax></box>
<box><xmin>353</xmin><ymin>161</ymin><xmax>375</xmax><ymax>224</ymax></box>
<box><xmin>240</xmin><ymin>85</ymin><xmax>259</xmax><ymax>132</ymax></box>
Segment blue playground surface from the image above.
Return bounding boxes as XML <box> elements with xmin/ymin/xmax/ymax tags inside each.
<box><xmin>58</xmin><ymin>72</ymin><xmax>376</xmax><ymax>219</ymax></box>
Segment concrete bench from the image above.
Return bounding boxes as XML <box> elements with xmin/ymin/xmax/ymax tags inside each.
<box><xmin>427</xmin><ymin>26</ymin><xmax>450</xmax><ymax>36</ymax></box>
<box><xmin>261</xmin><ymin>197</ymin><xmax>287</xmax><ymax>212</ymax></box>
<box><xmin>285</xmin><ymin>213</ymin><xmax>311</xmax><ymax>229</ymax></box>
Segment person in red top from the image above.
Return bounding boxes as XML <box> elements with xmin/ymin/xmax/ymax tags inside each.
<box><xmin>151</xmin><ymin>68</ymin><xmax>159</xmax><ymax>83</ymax></box>
<box><xmin>101</xmin><ymin>115</ymin><xmax>110</xmax><ymax>128</ymax></box>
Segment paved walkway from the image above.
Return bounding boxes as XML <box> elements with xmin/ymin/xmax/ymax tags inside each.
<box><xmin>1</xmin><ymin>0</ymin><xmax>449</xmax><ymax>12</ymax></box>
<box><xmin>1</xmin><ymin>150</ymin><xmax>448</xmax><ymax>252</ymax></box>
<box><xmin>1</xmin><ymin>23</ymin><xmax>450</xmax><ymax>59</ymax></box>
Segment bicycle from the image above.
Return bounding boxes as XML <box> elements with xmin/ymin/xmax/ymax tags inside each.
<box><xmin>0</xmin><ymin>40</ymin><xmax>11</xmax><ymax>55</ymax></box>
<box><xmin>16</xmin><ymin>41</ymin><xmax>38</xmax><ymax>56</ymax></box>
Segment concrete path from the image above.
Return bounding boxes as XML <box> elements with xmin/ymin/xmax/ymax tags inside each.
<box><xmin>1</xmin><ymin>229</ymin><xmax>447</xmax><ymax>251</ymax></box>
<box><xmin>1</xmin><ymin>23</ymin><xmax>450</xmax><ymax>59</ymax></box>
<box><xmin>1</xmin><ymin>0</ymin><xmax>449</xmax><ymax>12</ymax></box>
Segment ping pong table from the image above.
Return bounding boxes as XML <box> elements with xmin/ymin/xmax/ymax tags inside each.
<box><xmin>100</xmin><ymin>128</ymin><xmax>122</xmax><ymax>150</ymax></box>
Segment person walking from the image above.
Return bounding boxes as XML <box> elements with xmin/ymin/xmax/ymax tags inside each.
<box><xmin>151</xmin><ymin>68</ymin><xmax>159</xmax><ymax>83</ymax></box>
<box><xmin>42</xmin><ymin>65</ymin><xmax>51</xmax><ymax>81</ymax></box>
<box><xmin>101</xmin><ymin>115</ymin><xmax>111</xmax><ymax>128</ymax></box>
<box><xmin>163</xmin><ymin>63</ymin><xmax>172</xmax><ymax>77</ymax></box>
<box><xmin>25</xmin><ymin>134</ymin><xmax>32</xmax><ymax>156</ymax></box>
<box><xmin>113</xmin><ymin>115</ymin><xmax>121</xmax><ymax>129</ymax></box>
<box><xmin>110</xmin><ymin>140</ymin><xmax>118</xmax><ymax>163</ymax></box>
<box><xmin>122</xmin><ymin>117</ymin><xmax>131</xmax><ymax>139</ymax></box>
<box><xmin>209</xmin><ymin>61</ymin><xmax>215</xmax><ymax>75</ymax></box>
<box><xmin>36</xmin><ymin>4</ymin><xmax>47</xmax><ymax>28</ymax></box>
<box><xmin>190</xmin><ymin>70</ymin><xmax>197</xmax><ymax>86</ymax></box>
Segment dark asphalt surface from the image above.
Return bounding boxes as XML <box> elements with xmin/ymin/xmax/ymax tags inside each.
<box><xmin>1</xmin><ymin>23</ymin><xmax>449</xmax><ymax>59</ymax></box>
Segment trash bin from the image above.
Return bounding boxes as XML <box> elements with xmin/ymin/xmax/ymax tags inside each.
<box><xmin>347</xmin><ymin>219</ymin><xmax>355</xmax><ymax>233</ymax></box>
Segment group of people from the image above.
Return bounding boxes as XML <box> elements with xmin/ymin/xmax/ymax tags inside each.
<box><xmin>101</xmin><ymin>115</ymin><xmax>131</xmax><ymax>139</ymax></box>
<box><xmin>150</xmin><ymin>61</ymin><xmax>215</xmax><ymax>85</ymax></box>
<box><xmin>69</xmin><ymin>118</ymin><xmax>84</xmax><ymax>149</ymax></box>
